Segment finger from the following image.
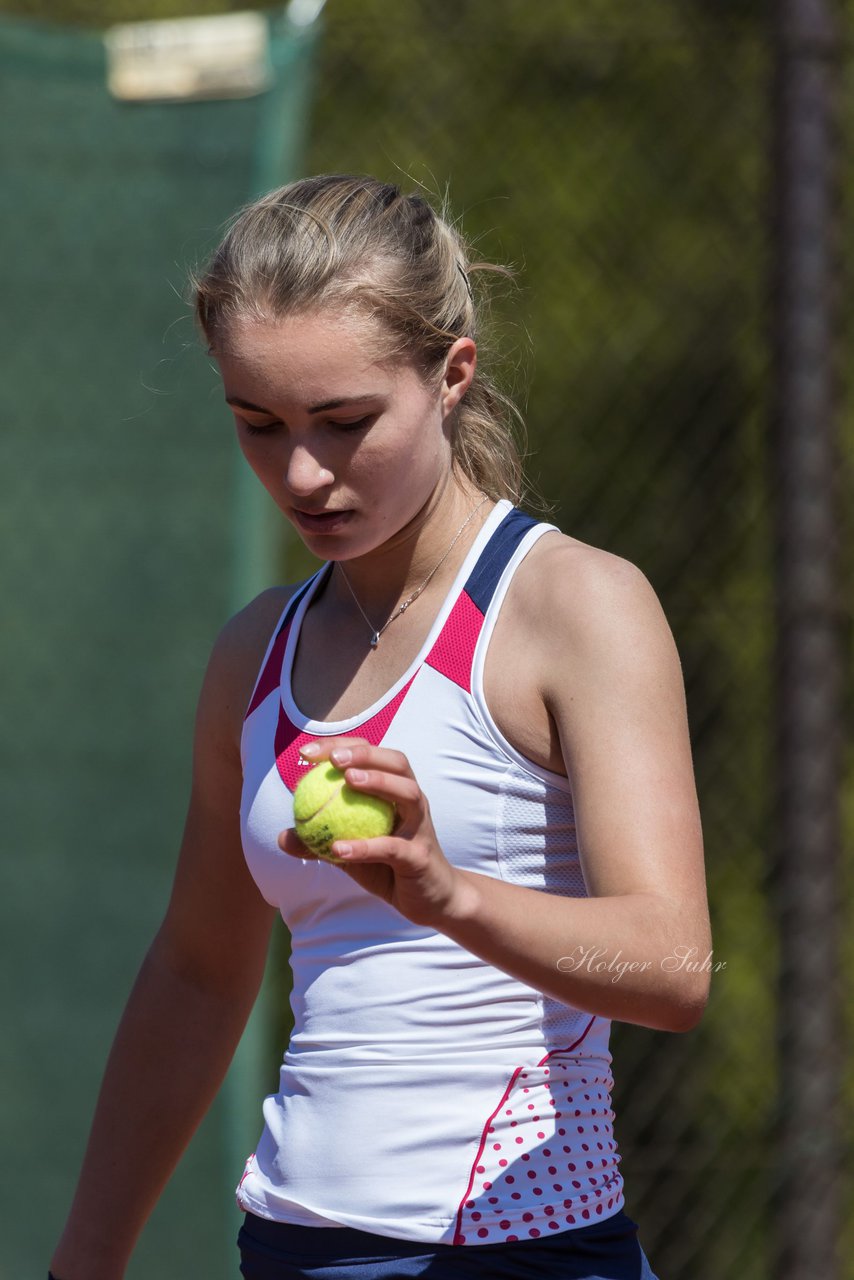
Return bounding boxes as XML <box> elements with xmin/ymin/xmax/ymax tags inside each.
<box><xmin>278</xmin><ymin>827</ymin><xmax>321</xmax><ymax>860</ymax></box>
<box><xmin>339</xmin><ymin>766</ymin><xmax>422</xmax><ymax>815</ymax></box>
<box><xmin>331</xmin><ymin>833</ymin><xmax>428</xmax><ymax>870</ymax></box>
<box><xmin>329</xmin><ymin>743</ymin><xmax>414</xmax><ymax>776</ymax></box>
<box><xmin>297</xmin><ymin>736</ymin><xmax>370</xmax><ymax>765</ymax></box>
<box><xmin>298</xmin><ymin>737</ymin><xmax>414</xmax><ymax>778</ymax></box>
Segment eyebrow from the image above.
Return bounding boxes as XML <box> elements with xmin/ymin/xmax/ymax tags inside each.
<box><xmin>225</xmin><ymin>393</ymin><xmax>381</xmax><ymax>415</ymax></box>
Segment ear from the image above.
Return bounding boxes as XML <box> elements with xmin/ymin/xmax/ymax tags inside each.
<box><xmin>441</xmin><ymin>337</ymin><xmax>477</xmax><ymax>417</ymax></box>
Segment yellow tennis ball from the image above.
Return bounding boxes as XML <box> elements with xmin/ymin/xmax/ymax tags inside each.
<box><xmin>293</xmin><ymin>760</ymin><xmax>395</xmax><ymax>861</ymax></box>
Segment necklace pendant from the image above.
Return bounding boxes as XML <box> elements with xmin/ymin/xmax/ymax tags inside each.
<box><xmin>370</xmin><ymin>632</ymin><xmax>380</xmax><ymax>649</ymax></box>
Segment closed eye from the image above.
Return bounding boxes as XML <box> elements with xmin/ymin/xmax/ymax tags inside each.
<box><xmin>235</xmin><ymin>413</ymin><xmax>374</xmax><ymax>437</ymax></box>
<box><xmin>236</xmin><ymin>415</ymin><xmax>279</xmax><ymax>437</ymax></box>
<box><xmin>333</xmin><ymin>415</ymin><xmax>373</xmax><ymax>432</ymax></box>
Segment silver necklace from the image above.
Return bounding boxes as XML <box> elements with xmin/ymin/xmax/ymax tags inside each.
<box><xmin>337</xmin><ymin>497</ymin><xmax>489</xmax><ymax>649</ymax></box>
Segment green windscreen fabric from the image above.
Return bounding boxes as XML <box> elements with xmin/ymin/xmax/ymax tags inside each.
<box><xmin>0</xmin><ymin>11</ymin><xmax>319</xmax><ymax>1276</ymax></box>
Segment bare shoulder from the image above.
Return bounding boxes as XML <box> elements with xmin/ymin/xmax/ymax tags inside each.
<box><xmin>513</xmin><ymin>531</ymin><xmax>678</xmax><ymax>673</ymax></box>
<box><xmin>485</xmin><ymin>530</ymin><xmax>676</xmax><ymax>774</ymax></box>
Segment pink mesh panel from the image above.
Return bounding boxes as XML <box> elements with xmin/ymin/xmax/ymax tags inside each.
<box><xmin>275</xmin><ymin>674</ymin><xmax>417</xmax><ymax>791</ymax></box>
<box><xmin>425</xmin><ymin>590</ymin><xmax>484</xmax><ymax>693</ymax></box>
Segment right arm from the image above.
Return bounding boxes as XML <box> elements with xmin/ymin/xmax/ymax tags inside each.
<box><xmin>49</xmin><ymin>591</ymin><xmax>289</xmax><ymax>1280</ymax></box>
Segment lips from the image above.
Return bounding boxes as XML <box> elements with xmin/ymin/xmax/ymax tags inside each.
<box><xmin>291</xmin><ymin>507</ymin><xmax>353</xmax><ymax>535</ymax></box>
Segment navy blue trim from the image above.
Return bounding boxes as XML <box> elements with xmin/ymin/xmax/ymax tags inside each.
<box><xmin>464</xmin><ymin>507</ymin><xmax>540</xmax><ymax>614</ymax></box>
<box><xmin>275</xmin><ymin>567</ymin><xmax>329</xmax><ymax>638</ymax></box>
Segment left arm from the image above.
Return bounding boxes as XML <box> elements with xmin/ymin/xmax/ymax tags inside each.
<box><xmin>284</xmin><ymin>548</ymin><xmax>711</xmax><ymax>1033</ymax></box>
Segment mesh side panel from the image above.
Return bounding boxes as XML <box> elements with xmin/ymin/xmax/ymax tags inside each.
<box><xmin>497</xmin><ymin>784</ymin><xmax>587</xmax><ymax>900</ymax></box>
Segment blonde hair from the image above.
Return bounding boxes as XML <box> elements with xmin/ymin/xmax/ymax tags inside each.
<box><xmin>194</xmin><ymin>174</ymin><xmax>526</xmax><ymax>504</ymax></box>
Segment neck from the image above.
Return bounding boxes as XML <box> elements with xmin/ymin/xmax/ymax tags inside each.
<box><xmin>332</xmin><ymin>476</ymin><xmax>492</xmax><ymax>624</ymax></box>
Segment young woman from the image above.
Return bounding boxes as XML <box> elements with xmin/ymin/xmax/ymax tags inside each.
<box><xmin>50</xmin><ymin>175</ymin><xmax>710</xmax><ymax>1280</ymax></box>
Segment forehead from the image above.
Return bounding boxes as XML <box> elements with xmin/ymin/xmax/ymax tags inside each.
<box><xmin>214</xmin><ymin>308</ymin><xmax>408</xmax><ymax>403</ymax></box>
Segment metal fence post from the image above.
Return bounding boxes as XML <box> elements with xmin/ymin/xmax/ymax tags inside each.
<box><xmin>770</xmin><ymin>3</ymin><xmax>844</xmax><ymax>1278</ymax></box>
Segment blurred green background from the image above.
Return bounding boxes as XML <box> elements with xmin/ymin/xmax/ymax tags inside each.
<box><xmin>1</xmin><ymin>2</ymin><xmax>851</xmax><ymax>1278</ymax></box>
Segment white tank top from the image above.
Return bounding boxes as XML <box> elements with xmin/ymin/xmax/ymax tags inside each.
<box><xmin>236</xmin><ymin>500</ymin><xmax>625</xmax><ymax>1245</ymax></box>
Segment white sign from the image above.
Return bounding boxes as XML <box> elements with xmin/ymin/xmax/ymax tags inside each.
<box><xmin>104</xmin><ymin>12</ymin><xmax>272</xmax><ymax>103</ymax></box>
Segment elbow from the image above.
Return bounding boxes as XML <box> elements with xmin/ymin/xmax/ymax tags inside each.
<box><xmin>661</xmin><ymin>971</ymin><xmax>711</xmax><ymax>1033</ymax></box>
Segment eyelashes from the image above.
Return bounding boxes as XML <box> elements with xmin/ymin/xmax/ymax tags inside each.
<box><xmin>241</xmin><ymin>416</ymin><xmax>373</xmax><ymax>437</ymax></box>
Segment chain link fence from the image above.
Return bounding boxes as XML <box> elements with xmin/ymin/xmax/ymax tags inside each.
<box><xmin>296</xmin><ymin>7</ymin><xmax>852</xmax><ymax>1279</ymax></box>
<box><xmin>2</xmin><ymin>2</ymin><xmax>851</xmax><ymax>1278</ymax></box>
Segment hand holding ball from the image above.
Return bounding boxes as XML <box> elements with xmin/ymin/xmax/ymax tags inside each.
<box><xmin>293</xmin><ymin>760</ymin><xmax>395</xmax><ymax>861</ymax></box>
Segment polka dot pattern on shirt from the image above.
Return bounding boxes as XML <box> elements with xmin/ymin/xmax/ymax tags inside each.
<box><xmin>454</xmin><ymin>1058</ymin><xmax>623</xmax><ymax>1245</ymax></box>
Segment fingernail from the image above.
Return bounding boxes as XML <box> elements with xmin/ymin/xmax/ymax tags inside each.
<box><xmin>331</xmin><ymin>747</ymin><xmax>352</xmax><ymax>765</ymax></box>
<box><xmin>334</xmin><ymin>842</ymin><xmax>352</xmax><ymax>857</ymax></box>
<box><xmin>347</xmin><ymin>768</ymin><xmax>366</xmax><ymax>783</ymax></box>
<box><xmin>300</xmin><ymin>742</ymin><xmax>320</xmax><ymax>757</ymax></box>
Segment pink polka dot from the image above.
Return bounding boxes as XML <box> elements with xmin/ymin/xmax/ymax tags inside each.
<box><xmin>488</xmin><ymin>1197</ymin><xmax>498</xmax><ymax>1205</ymax></box>
<box><xmin>499</xmin><ymin>1159</ymin><xmax>508</xmax><ymax>1168</ymax></box>
<box><xmin>558</xmin><ymin>1128</ymin><xmax>566</xmax><ymax>1136</ymax></box>
<box><xmin>596</xmin><ymin>1205</ymin><xmax>604</xmax><ymax>1215</ymax></box>
<box><xmin>533</xmin><ymin>1187</ymin><xmax>543</xmax><ymax>1196</ymax></box>
<box><xmin>548</xmin><ymin>1220</ymin><xmax>560</xmax><ymax>1230</ymax></box>
<box><xmin>515</xmin><ymin>1137</ymin><xmax>524</xmax><ymax>1144</ymax></box>
<box><xmin>477</xmin><ymin>1228</ymin><xmax>488</xmax><ymax>1238</ymax></box>
<box><xmin>505</xmin><ymin>1109</ymin><xmax>513</xmax><ymax>1115</ymax></box>
<box><xmin>545</xmin><ymin>1205</ymin><xmax>555</xmax><ymax>1215</ymax></box>
<box><xmin>506</xmin><ymin>1176</ymin><xmax>515</xmax><ymax>1184</ymax></box>
<box><xmin>554</xmin><ymin>1183</ymin><xmax>563</xmax><ymax>1192</ymax></box>
<box><xmin>471</xmin><ymin>1212</ymin><xmax>481</xmax><ymax>1221</ymax></box>
<box><xmin>529</xmin><ymin>1228</ymin><xmax>541</xmax><ymax>1238</ymax></box>
<box><xmin>566</xmin><ymin>1214</ymin><xmax>576</xmax><ymax>1224</ymax></box>
<box><xmin>500</xmin><ymin>1220</ymin><xmax>511</xmax><ymax>1229</ymax></box>
<box><xmin>493</xmin><ymin>1143</ymin><xmax>502</xmax><ymax>1151</ymax></box>
<box><xmin>582</xmin><ymin>1210</ymin><xmax>590</xmax><ymax>1219</ymax></box>
<box><xmin>506</xmin><ymin>1234</ymin><xmax>518</xmax><ymax>1242</ymax></box>
<box><xmin>522</xmin><ymin>1212</ymin><xmax>534</xmax><ymax>1222</ymax></box>
<box><xmin>483</xmin><ymin>1181</ymin><xmax>492</xmax><ymax>1190</ymax></box>
<box><xmin>527</xmin><ymin>1170</ymin><xmax>537</xmax><ymax>1180</ymax></box>
<box><xmin>548</xmin><ymin>1166</ymin><xmax>557</xmax><ymax>1175</ymax></box>
<box><xmin>543</xmin><ymin>1148</ymin><xmax>551</xmax><ymax>1157</ymax></box>
<box><xmin>511</xmin><ymin>1192</ymin><xmax>521</xmax><ymax>1200</ymax></box>
<box><xmin>466</xmin><ymin>1199</ymin><xmax>475</xmax><ymax>1208</ymax></box>
<box><xmin>477</xmin><ymin>1165</ymin><xmax>485</xmax><ymax>1173</ymax></box>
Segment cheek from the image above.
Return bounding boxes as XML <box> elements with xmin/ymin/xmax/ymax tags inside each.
<box><xmin>237</xmin><ymin>435</ymin><xmax>277</xmax><ymax>477</ymax></box>
<box><xmin>348</xmin><ymin>431</ymin><xmax>449</xmax><ymax>494</ymax></box>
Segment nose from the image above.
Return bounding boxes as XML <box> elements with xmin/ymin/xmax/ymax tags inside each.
<box><xmin>284</xmin><ymin>443</ymin><xmax>334</xmax><ymax>497</ymax></box>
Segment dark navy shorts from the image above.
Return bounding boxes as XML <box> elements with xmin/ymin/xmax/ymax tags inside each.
<box><xmin>237</xmin><ymin>1209</ymin><xmax>659</xmax><ymax>1279</ymax></box>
